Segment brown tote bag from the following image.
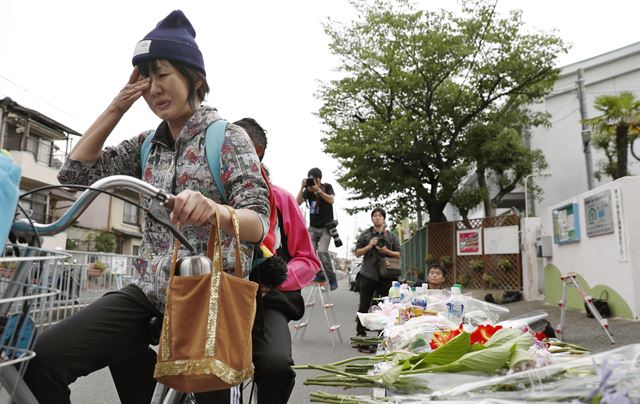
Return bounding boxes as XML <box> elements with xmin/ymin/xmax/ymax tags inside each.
<box><xmin>154</xmin><ymin>206</ymin><xmax>259</xmax><ymax>393</ymax></box>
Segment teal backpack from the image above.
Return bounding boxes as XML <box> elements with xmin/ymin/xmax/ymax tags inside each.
<box><xmin>140</xmin><ymin>119</ymin><xmax>229</xmax><ymax>203</ymax></box>
<box><xmin>139</xmin><ymin>119</ymin><xmax>279</xmax><ymax>267</ymax></box>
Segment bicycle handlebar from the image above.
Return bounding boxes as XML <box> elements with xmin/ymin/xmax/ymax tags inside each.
<box><xmin>11</xmin><ymin>175</ymin><xmax>173</xmax><ymax>239</ymax></box>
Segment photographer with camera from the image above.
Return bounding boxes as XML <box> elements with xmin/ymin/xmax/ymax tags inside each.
<box><xmin>354</xmin><ymin>207</ymin><xmax>401</xmax><ymax>337</ymax></box>
<box><xmin>296</xmin><ymin>167</ymin><xmax>339</xmax><ymax>290</ymax></box>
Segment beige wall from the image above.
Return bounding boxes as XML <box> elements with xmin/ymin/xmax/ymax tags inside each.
<box><xmin>74</xmin><ymin>193</ymin><xmax>110</xmax><ymax>230</ymax></box>
<box><xmin>9</xmin><ymin>150</ymin><xmax>60</xmax><ymax>185</ymax></box>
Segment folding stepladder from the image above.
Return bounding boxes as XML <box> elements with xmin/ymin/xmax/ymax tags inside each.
<box><xmin>292</xmin><ymin>280</ymin><xmax>343</xmax><ymax>347</ymax></box>
<box><xmin>557</xmin><ymin>272</ymin><xmax>615</xmax><ymax>344</ymax></box>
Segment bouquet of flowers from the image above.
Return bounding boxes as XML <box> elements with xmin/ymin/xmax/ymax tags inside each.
<box><xmin>295</xmin><ymin>323</ymin><xmax>601</xmax><ymax>403</ymax></box>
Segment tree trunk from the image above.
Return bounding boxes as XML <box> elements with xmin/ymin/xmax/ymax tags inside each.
<box><xmin>476</xmin><ymin>166</ymin><xmax>496</xmax><ymax>217</ymax></box>
<box><xmin>615</xmin><ymin>123</ymin><xmax>629</xmax><ymax>179</ymax></box>
<box><xmin>458</xmin><ymin>208</ymin><xmax>473</xmax><ymax>229</ymax></box>
<box><xmin>427</xmin><ymin>202</ymin><xmax>448</xmax><ymax>223</ymax></box>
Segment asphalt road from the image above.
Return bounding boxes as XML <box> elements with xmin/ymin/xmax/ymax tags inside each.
<box><xmin>60</xmin><ymin>276</ymin><xmax>639</xmax><ymax>403</ymax></box>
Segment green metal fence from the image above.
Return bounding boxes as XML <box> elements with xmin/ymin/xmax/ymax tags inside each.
<box><xmin>400</xmin><ymin>226</ymin><xmax>427</xmax><ymax>283</ymax></box>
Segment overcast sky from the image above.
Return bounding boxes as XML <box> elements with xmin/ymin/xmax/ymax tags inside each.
<box><xmin>1</xmin><ymin>0</ymin><xmax>639</xmax><ymax>260</ymax></box>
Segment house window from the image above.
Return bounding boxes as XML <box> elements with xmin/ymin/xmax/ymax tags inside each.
<box><xmin>19</xmin><ymin>192</ymin><xmax>48</xmax><ymax>223</ymax></box>
<box><xmin>24</xmin><ymin>135</ymin><xmax>53</xmax><ymax>166</ymax></box>
<box><xmin>123</xmin><ymin>201</ymin><xmax>139</xmax><ymax>225</ymax></box>
<box><xmin>26</xmin><ymin>136</ymin><xmax>38</xmax><ymax>155</ymax></box>
<box><xmin>132</xmin><ymin>245</ymin><xmax>140</xmax><ymax>256</ymax></box>
<box><xmin>37</xmin><ymin>138</ymin><xmax>52</xmax><ymax>165</ymax></box>
<box><xmin>4</xmin><ymin>124</ymin><xmax>21</xmax><ymax>150</ymax></box>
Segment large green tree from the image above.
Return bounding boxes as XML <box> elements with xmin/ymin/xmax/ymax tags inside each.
<box><xmin>318</xmin><ymin>0</ymin><xmax>566</xmax><ymax>222</ymax></box>
<box><xmin>587</xmin><ymin>91</ymin><xmax>640</xmax><ymax>180</ymax></box>
<box><xmin>463</xmin><ymin>106</ymin><xmax>548</xmax><ymax>217</ymax></box>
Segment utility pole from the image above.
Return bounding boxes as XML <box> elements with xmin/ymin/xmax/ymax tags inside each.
<box><xmin>577</xmin><ymin>68</ymin><xmax>595</xmax><ymax>190</ymax></box>
<box><xmin>344</xmin><ymin>236</ymin><xmax>349</xmax><ymax>262</ymax></box>
<box><xmin>416</xmin><ymin>196</ymin><xmax>423</xmax><ymax>228</ymax></box>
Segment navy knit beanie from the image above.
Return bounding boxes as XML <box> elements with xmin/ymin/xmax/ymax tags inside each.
<box><xmin>132</xmin><ymin>10</ymin><xmax>205</xmax><ymax>75</ymax></box>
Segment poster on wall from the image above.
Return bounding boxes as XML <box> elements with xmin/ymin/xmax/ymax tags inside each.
<box><xmin>484</xmin><ymin>225</ymin><xmax>520</xmax><ymax>254</ymax></box>
<box><xmin>457</xmin><ymin>229</ymin><xmax>482</xmax><ymax>255</ymax></box>
<box><xmin>584</xmin><ymin>190</ymin><xmax>614</xmax><ymax>237</ymax></box>
<box><xmin>111</xmin><ymin>256</ymin><xmax>128</xmax><ymax>275</ymax></box>
<box><xmin>552</xmin><ymin>203</ymin><xmax>581</xmax><ymax>244</ymax></box>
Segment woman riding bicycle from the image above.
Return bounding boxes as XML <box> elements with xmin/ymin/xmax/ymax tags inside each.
<box><xmin>24</xmin><ymin>10</ymin><xmax>269</xmax><ymax>404</ymax></box>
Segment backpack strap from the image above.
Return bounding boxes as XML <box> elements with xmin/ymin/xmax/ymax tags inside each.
<box><xmin>205</xmin><ymin>119</ymin><xmax>228</xmax><ymax>204</ymax></box>
<box><xmin>140</xmin><ymin>132</ymin><xmax>155</xmax><ymax>176</ymax></box>
<box><xmin>139</xmin><ymin>121</ymin><xmax>228</xmax><ymax>204</ymax></box>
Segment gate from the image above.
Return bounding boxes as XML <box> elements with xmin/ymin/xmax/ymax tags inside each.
<box><xmin>401</xmin><ymin>215</ymin><xmax>522</xmax><ymax>290</ymax></box>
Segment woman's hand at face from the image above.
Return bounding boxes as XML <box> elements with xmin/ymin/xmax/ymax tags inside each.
<box><xmin>109</xmin><ymin>67</ymin><xmax>150</xmax><ymax>115</ymax></box>
<box><xmin>169</xmin><ymin>190</ymin><xmax>218</xmax><ymax>227</ymax></box>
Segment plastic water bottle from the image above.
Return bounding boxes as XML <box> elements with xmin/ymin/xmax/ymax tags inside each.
<box><xmin>399</xmin><ymin>283</ymin><xmax>411</xmax><ymax>302</ymax></box>
<box><xmin>446</xmin><ymin>285</ymin><xmax>465</xmax><ymax>324</ymax></box>
<box><xmin>388</xmin><ymin>281</ymin><xmax>401</xmax><ymax>303</ymax></box>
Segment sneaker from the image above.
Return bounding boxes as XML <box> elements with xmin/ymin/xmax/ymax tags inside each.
<box><xmin>313</xmin><ymin>273</ymin><xmax>326</xmax><ymax>283</ymax></box>
<box><xmin>329</xmin><ymin>279</ymin><xmax>338</xmax><ymax>291</ymax></box>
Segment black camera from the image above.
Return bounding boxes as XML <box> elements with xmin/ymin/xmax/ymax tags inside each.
<box><xmin>373</xmin><ymin>232</ymin><xmax>386</xmax><ymax>248</ymax></box>
<box><xmin>325</xmin><ymin>220</ymin><xmax>343</xmax><ymax>248</ymax></box>
<box><xmin>305</xmin><ymin>177</ymin><xmax>316</xmax><ymax>187</ymax></box>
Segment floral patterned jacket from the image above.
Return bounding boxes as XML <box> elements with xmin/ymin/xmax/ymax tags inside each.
<box><xmin>58</xmin><ymin>106</ymin><xmax>270</xmax><ymax>312</ymax></box>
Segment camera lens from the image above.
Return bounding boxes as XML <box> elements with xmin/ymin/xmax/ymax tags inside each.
<box><xmin>306</xmin><ymin>177</ymin><xmax>315</xmax><ymax>187</ymax></box>
<box><xmin>376</xmin><ymin>238</ymin><xmax>386</xmax><ymax>248</ymax></box>
<box><xmin>325</xmin><ymin>220</ymin><xmax>343</xmax><ymax>247</ymax></box>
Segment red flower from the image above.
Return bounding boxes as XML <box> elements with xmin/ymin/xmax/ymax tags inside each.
<box><xmin>534</xmin><ymin>331</ymin><xmax>547</xmax><ymax>341</ymax></box>
<box><xmin>430</xmin><ymin>327</ymin><xmax>462</xmax><ymax>350</ymax></box>
<box><xmin>470</xmin><ymin>324</ymin><xmax>503</xmax><ymax>345</ymax></box>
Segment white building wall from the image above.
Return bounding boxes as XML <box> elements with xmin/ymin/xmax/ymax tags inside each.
<box><xmin>446</xmin><ymin>43</ymin><xmax>640</xmax><ymax>221</ymax></box>
<box><xmin>540</xmin><ymin>176</ymin><xmax>640</xmax><ymax>319</ymax></box>
<box><xmin>530</xmin><ymin>42</ymin><xmax>640</xmax><ymax>216</ymax></box>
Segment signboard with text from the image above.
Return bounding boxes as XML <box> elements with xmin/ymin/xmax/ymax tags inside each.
<box><xmin>552</xmin><ymin>203</ymin><xmax>581</xmax><ymax>245</ymax></box>
<box><xmin>584</xmin><ymin>190</ymin><xmax>614</xmax><ymax>237</ymax></box>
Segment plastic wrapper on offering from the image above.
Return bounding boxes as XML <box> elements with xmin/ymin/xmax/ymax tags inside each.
<box><xmin>385</xmin><ymin>314</ymin><xmax>459</xmax><ymax>352</ymax></box>
<box><xmin>462</xmin><ymin>296</ymin><xmax>510</xmax><ymax>327</ymax></box>
<box><xmin>423</xmin><ymin>289</ymin><xmax>450</xmax><ymax>312</ymax></box>
<box><xmin>357</xmin><ymin>311</ymin><xmax>394</xmax><ymax>331</ymax></box>
<box><xmin>497</xmin><ymin>309</ymin><xmax>548</xmax><ymax>329</ymax></box>
<box><xmin>358</xmin><ymin>300</ymin><xmax>399</xmax><ymax>330</ymax></box>
<box><xmin>426</xmin><ymin>343</ymin><xmax>640</xmax><ymax>402</ymax></box>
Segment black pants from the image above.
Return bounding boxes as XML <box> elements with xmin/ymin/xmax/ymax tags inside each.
<box><xmin>252</xmin><ymin>304</ymin><xmax>296</xmax><ymax>404</ymax></box>
<box><xmin>24</xmin><ymin>285</ymin><xmax>232</xmax><ymax>404</ymax></box>
<box><xmin>356</xmin><ymin>275</ymin><xmax>392</xmax><ymax>334</ymax></box>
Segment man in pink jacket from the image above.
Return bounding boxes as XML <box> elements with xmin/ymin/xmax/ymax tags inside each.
<box><xmin>234</xmin><ymin>117</ymin><xmax>321</xmax><ymax>404</ymax></box>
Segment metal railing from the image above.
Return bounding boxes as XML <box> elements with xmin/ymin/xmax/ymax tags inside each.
<box><xmin>51</xmin><ymin>251</ymin><xmax>137</xmax><ymax>318</ymax></box>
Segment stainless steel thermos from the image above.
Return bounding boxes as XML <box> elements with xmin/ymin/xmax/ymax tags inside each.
<box><xmin>174</xmin><ymin>255</ymin><xmax>212</xmax><ymax>276</ymax></box>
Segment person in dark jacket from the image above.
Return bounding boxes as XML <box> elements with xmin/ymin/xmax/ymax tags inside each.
<box><xmin>354</xmin><ymin>207</ymin><xmax>401</xmax><ymax>337</ymax></box>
